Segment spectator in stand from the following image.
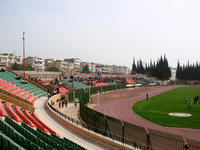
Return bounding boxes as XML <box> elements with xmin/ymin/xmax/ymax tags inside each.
<box><xmin>56</xmin><ymin>88</ymin><xmax>59</xmax><ymax>93</ymax></box>
<box><xmin>59</xmin><ymin>100</ymin><xmax>61</xmax><ymax>108</ymax></box>
<box><xmin>65</xmin><ymin>96</ymin><xmax>68</xmax><ymax>108</ymax></box>
<box><xmin>62</xmin><ymin>99</ymin><xmax>65</xmax><ymax>108</ymax></box>
<box><xmin>54</xmin><ymin>89</ymin><xmax>57</xmax><ymax>94</ymax></box>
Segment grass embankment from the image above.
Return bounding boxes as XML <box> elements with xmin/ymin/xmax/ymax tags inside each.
<box><xmin>132</xmin><ymin>86</ymin><xmax>200</xmax><ymax>129</ymax></box>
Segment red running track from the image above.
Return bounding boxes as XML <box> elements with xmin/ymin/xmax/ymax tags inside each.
<box><xmin>91</xmin><ymin>85</ymin><xmax>200</xmax><ymax>141</ymax></box>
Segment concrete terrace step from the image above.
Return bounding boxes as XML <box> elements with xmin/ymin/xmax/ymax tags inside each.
<box><xmin>34</xmin><ymin>98</ymin><xmax>111</xmax><ymax>150</ymax></box>
<box><xmin>20</xmin><ymin>85</ymin><xmax>35</xmax><ymax>89</ymax></box>
<box><xmin>38</xmin><ymin>93</ymin><xmax>47</xmax><ymax>98</ymax></box>
<box><xmin>26</xmin><ymin>94</ymin><xmax>34</xmax><ymax>101</ymax></box>
<box><xmin>29</xmin><ymin>89</ymin><xmax>41</xmax><ymax>94</ymax></box>
<box><xmin>19</xmin><ymin>92</ymin><xmax>29</xmax><ymax>98</ymax></box>
<box><xmin>7</xmin><ymin>87</ymin><xmax>20</xmax><ymax>93</ymax></box>
<box><xmin>1</xmin><ymin>85</ymin><xmax>14</xmax><ymax>90</ymax></box>
<box><xmin>13</xmin><ymin>90</ymin><xmax>24</xmax><ymax>96</ymax></box>
<box><xmin>33</xmin><ymin>91</ymin><xmax>45</xmax><ymax>97</ymax></box>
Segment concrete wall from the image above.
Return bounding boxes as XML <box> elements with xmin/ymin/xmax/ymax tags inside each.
<box><xmin>13</xmin><ymin>70</ymin><xmax>62</xmax><ymax>79</ymax></box>
<box><xmin>49</xmin><ymin>93</ymin><xmax>61</xmax><ymax>107</ymax></box>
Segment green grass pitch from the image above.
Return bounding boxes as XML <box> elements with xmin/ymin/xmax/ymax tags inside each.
<box><xmin>132</xmin><ymin>86</ymin><xmax>200</xmax><ymax>129</ymax></box>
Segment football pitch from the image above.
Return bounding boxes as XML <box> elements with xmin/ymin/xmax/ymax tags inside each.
<box><xmin>132</xmin><ymin>86</ymin><xmax>200</xmax><ymax>129</ymax></box>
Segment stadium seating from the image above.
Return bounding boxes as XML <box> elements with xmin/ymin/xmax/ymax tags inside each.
<box><xmin>32</xmin><ymin>112</ymin><xmax>60</xmax><ymax>137</ymax></box>
<box><xmin>23</xmin><ymin>109</ymin><xmax>49</xmax><ymax>133</ymax></box>
<box><xmin>0</xmin><ymin>99</ymin><xmax>7</xmax><ymax>117</ymax></box>
<box><xmin>0</xmin><ymin>130</ymin><xmax>25</xmax><ymax>150</ymax></box>
<box><xmin>62</xmin><ymin>79</ymin><xmax>88</xmax><ymax>89</ymax></box>
<box><xmin>5</xmin><ymin>101</ymin><xmax>22</xmax><ymax>122</ymax></box>
<box><xmin>1</xmin><ymin>71</ymin><xmax>85</xmax><ymax>150</ymax></box>
<box><xmin>0</xmin><ymin>113</ymin><xmax>85</xmax><ymax>150</ymax></box>
<box><xmin>15</xmin><ymin>106</ymin><xmax>36</xmax><ymax>127</ymax></box>
<box><xmin>0</xmin><ymin>71</ymin><xmax>47</xmax><ymax>99</ymax></box>
<box><xmin>0</xmin><ymin>80</ymin><xmax>44</xmax><ymax>104</ymax></box>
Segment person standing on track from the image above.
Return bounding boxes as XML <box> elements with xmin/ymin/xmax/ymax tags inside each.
<box><xmin>146</xmin><ymin>93</ymin><xmax>149</xmax><ymax>100</ymax></box>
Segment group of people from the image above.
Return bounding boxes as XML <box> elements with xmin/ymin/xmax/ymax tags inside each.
<box><xmin>185</xmin><ymin>95</ymin><xmax>199</xmax><ymax>109</ymax></box>
<box><xmin>59</xmin><ymin>96</ymin><xmax>68</xmax><ymax>108</ymax></box>
<box><xmin>67</xmin><ymin>76</ymin><xmax>115</xmax><ymax>86</ymax></box>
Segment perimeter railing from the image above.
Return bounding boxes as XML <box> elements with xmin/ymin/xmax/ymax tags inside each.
<box><xmin>48</xmin><ymin>86</ymin><xmax>200</xmax><ymax>150</ymax></box>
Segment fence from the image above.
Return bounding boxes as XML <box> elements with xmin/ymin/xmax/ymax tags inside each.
<box><xmin>187</xmin><ymin>138</ymin><xmax>200</xmax><ymax>150</ymax></box>
<box><xmin>48</xmin><ymin>87</ymin><xmax>200</xmax><ymax>150</ymax></box>
<box><xmin>69</xmin><ymin>84</ymin><xmax>126</xmax><ymax>104</ymax></box>
<box><xmin>148</xmin><ymin>128</ymin><xmax>185</xmax><ymax>150</ymax></box>
<box><xmin>80</xmin><ymin>104</ymin><xmax>199</xmax><ymax>150</ymax></box>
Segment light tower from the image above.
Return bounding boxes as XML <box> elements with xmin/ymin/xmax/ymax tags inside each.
<box><xmin>22</xmin><ymin>32</ymin><xmax>26</xmax><ymax>78</ymax></box>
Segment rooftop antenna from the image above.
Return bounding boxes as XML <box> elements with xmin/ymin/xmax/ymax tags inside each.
<box><xmin>22</xmin><ymin>32</ymin><xmax>26</xmax><ymax>78</ymax></box>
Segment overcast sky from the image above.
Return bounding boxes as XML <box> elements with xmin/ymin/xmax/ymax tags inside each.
<box><xmin>1</xmin><ymin>0</ymin><xmax>200</xmax><ymax>68</ymax></box>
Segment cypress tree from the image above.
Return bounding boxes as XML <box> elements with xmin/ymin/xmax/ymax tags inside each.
<box><xmin>155</xmin><ymin>55</ymin><xmax>171</xmax><ymax>81</ymax></box>
<box><xmin>131</xmin><ymin>58</ymin><xmax>137</xmax><ymax>74</ymax></box>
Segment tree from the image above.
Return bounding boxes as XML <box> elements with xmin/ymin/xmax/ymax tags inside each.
<box><xmin>131</xmin><ymin>55</ymin><xmax>171</xmax><ymax>81</ymax></box>
<box><xmin>176</xmin><ymin>61</ymin><xmax>200</xmax><ymax>81</ymax></box>
<box><xmin>11</xmin><ymin>63</ymin><xmax>34</xmax><ymax>71</ymax></box>
<box><xmin>47</xmin><ymin>66</ymin><xmax>60</xmax><ymax>72</ymax></box>
<box><xmin>155</xmin><ymin>55</ymin><xmax>171</xmax><ymax>81</ymax></box>
<box><xmin>82</xmin><ymin>64</ymin><xmax>90</xmax><ymax>73</ymax></box>
<box><xmin>25</xmin><ymin>64</ymin><xmax>34</xmax><ymax>71</ymax></box>
<box><xmin>131</xmin><ymin>58</ymin><xmax>137</xmax><ymax>74</ymax></box>
<box><xmin>163</xmin><ymin>55</ymin><xmax>171</xmax><ymax>80</ymax></box>
<box><xmin>137</xmin><ymin>59</ymin><xmax>145</xmax><ymax>74</ymax></box>
<box><xmin>176</xmin><ymin>60</ymin><xmax>181</xmax><ymax>80</ymax></box>
<box><xmin>11</xmin><ymin>62</ymin><xmax>21</xmax><ymax>70</ymax></box>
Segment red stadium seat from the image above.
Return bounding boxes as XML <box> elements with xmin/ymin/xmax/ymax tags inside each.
<box><xmin>26</xmin><ymin>94</ymin><xmax>33</xmax><ymax>101</ymax></box>
<box><xmin>20</xmin><ymin>92</ymin><xmax>29</xmax><ymax>98</ymax></box>
<box><xmin>2</xmin><ymin>85</ymin><xmax>14</xmax><ymax>90</ymax></box>
<box><xmin>0</xmin><ymin>99</ymin><xmax>7</xmax><ymax>117</ymax></box>
<box><xmin>24</xmin><ymin>109</ymin><xmax>49</xmax><ymax>133</ymax></box>
<box><xmin>5</xmin><ymin>101</ymin><xmax>22</xmax><ymax>122</ymax></box>
<box><xmin>15</xmin><ymin>106</ymin><xmax>36</xmax><ymax>127</ymax></box>
<box><xmin>8</xmin><ymin>87</ymin><xmax>19</xmax><ymax>92</ymax></box>
<box><xmin>14</xmin><ymin>90</ymin><xmax>24</xmax><ymax>95</ymax></box>
<box><xmin>31</xmin><ymin>97</ymin><xmax>38</xmax><ymax>104</ymax></box>
<box><xmin>32</xmin><ymin>112</ymin><xmax>60</xmax><ymax>137</ymax></box>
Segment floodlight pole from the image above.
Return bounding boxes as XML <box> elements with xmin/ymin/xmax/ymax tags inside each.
<box><xmin>22</xmin><ymin>32</ymin><xmax>26</xmax><ymax>78</ymax></box>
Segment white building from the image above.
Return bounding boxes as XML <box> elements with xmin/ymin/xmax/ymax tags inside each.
<box><xmin>26</xmin><ymin>56</ymin><xmax>45</xmax><ymax>71</ymax></box>
<box><xmin>81</xmin><ymin>62</ymin><xmax>96</xmax><ymax>73</ymax></box>
<box><xmin>55</xmin><ymin>60</ymin><xmax>69</xmax><ymax>72</ymax></box>
<box><xmin>111</xmin><ymin>65</ymin><xmax>130</xmax><ymax>74</ymax></box>
<box><xmin>64</xmin><ymin>58</ymin><xmax>81</xmax><ymax>72</ymax></box>
<box><xmin>170</xmin><ymin>67</ymin><xmax>176</xmax><ymax>81</ymax></box>
<box><xmin>95</xmin><ymin>64</ymin><xmax>130</xmax><ymax>74</ymax></box>
<box><xmin>0</xmin><ymin>53</ymin><xmax>22</xmax><ymax>68</ymax></box>
<box><xmin>95</xmin><ymin>64</ymin><xmax>110</xmax><ymax>74</ymax></box>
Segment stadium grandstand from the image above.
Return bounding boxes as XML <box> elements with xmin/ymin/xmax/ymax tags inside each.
<box><xmin>1</xmin><ymin>68</ymin><xmax>199</xmax><ymax>150</ymax></box>
<box><xmin>0</xmin><ymin>68</ymin><xmax>135</xmax><ymax>150</ymax></box>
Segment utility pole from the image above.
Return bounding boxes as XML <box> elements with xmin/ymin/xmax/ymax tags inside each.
<box><xmin>22</xmin><ymin>32</ymin><xmax>26</xmax><ymax>78</ymax></box>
